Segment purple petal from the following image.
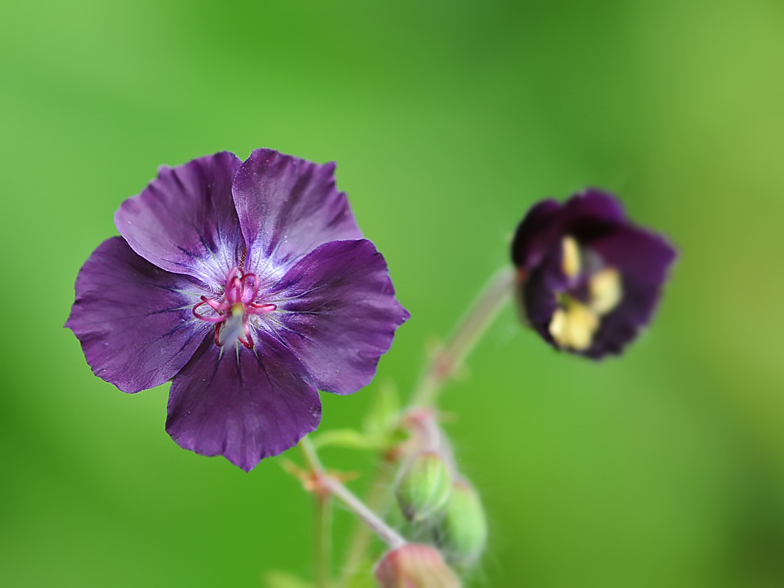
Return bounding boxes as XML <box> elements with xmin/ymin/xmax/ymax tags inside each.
<box><xmin>65</xmin><ymin>237</ymin><xmax>209</xmax><ymax>393</ymax></box>
<box><xmin>166</xmin><ymin>335</ymin><xmax>321</xmax><ymax>472</ymax></box>
<box><xmin>262</xmin><ymin>240</ymin><xmax>409</xmax><ymax>395</ymax></box>
<box><xmin>510</xmin><ymin>198</ymin><xmax>561</xmax><ymax>273</ymax></box>
<box><xmin>231</xmin><ymin>149</ymin><xmax>363</xmax><ymax>272</ymax></box>
<box><xmin>115</xmin><ymin>152</ymin><xmax>244</xmax><ymax>284</ymax></box>
<box><xmin>583</xmin><ymin>225</ymin><xmax>677</xmax><ymax>358</ymax></box>
<box><xmin>562</xmin><ymin>188</ymin><xmax>627</xmax><ymax>229</ymax></box>
<box><xmin>588</xmin><ymin>224</ymin><xmax>677</xmax><ymax>289</ymax></box>
<box><xmin>521</xmin><ymin>270</ymin><xmax>557</xmax><ymax>339</ymax></box>
<box><xmin>520</xmin><ymin>250</ymin><xmax>566</xmax><ymax>342</ymax></box>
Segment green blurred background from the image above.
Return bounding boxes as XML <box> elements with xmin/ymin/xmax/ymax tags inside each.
<box><xmin>2</xmin><ymin>0</ymin><xmax>783</xmax><ymax>586</ymax></box>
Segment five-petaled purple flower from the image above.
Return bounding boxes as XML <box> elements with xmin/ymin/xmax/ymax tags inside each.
<box><xmin>66</xmin><ymin>149</ymin><xmax>409</xmax><ymax>471</ymax></box>
<box><xmin>511</xmin><ymin>189</ymin><xmax>676</xmax><ymax>359</ymax></box>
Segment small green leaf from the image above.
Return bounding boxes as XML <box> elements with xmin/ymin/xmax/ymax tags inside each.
<box><xmin>311</xmin><ymin>428</ymin><xmax>381</xmax><ymax>450</ymax></box>
<box><xmin>311</xmin><ymin>382</ymin><xmax>407</xmax><ymax>453</ymax></box>
<box><xmin>363</xmin><ymin>380</ymin><xmax>400</xmax><ymax>438</ymax></box>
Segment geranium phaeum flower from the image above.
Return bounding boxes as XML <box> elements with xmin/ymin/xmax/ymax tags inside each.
<box><xmin>511</xmin><ymin>188</ymin><xmax>676</xmax><ymax>359</ymax></box>
<box><xmin>66</xmin><ymin>149</ymin><xmax>409</xmax><ymax>471</ymax></box>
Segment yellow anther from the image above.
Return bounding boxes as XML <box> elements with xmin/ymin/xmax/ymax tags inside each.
<box><xmin>549</xmin><ymin>301</ymin><xmax>599</xmax><ymax>351</ymax></box>
<box><xmin>549</xmin><ymin>308</ymin><xmax>569</xmax><ymax>346</ymax></box>
<box><xmin>561</xmin><ymin>237</ymin><xmax>581</xmax><ymax>279</ymax></box>
<box><xmin>564</xmin><ymin>302</ymin><xmax>599</xmax><ymax>350</ymax></box>
<box><xmin>589</xmin><ymin>268</ymin><xmax>622</xmax><ymax>315</ymax></box>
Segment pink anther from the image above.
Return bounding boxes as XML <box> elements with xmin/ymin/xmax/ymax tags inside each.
<box><xmin>248</xmin><ymin>303</ymin><xmax>277</xmax><ymax>315</ymax></box>
<box><xmin>191</xmin><ymin>267</ymin><xmax>274</xmax><ymax>349</ymax></box>
<box><xmin>192</xmin><ymin>297</ymin><xmax>227</xmax><ymax>322</ymax></box>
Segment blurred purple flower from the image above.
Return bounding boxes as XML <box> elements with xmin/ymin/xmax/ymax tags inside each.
<box><xmin>511</xmin><ymin>189</ymin><xmax>676</xmax><ymax>359</ymax></box>
<box><xmin>67</xmin><ymin>149</ymin><xmax>409</xmax><ymax>471</ymax></box>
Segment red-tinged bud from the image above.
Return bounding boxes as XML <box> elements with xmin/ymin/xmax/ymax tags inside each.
<box><xmin>374</xmin><ymin>544</ymin><xmax>461</xmax><ymax>588</ymax></box>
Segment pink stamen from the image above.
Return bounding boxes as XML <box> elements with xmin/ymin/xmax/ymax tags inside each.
<box><xmin>225</xmin><ymin>267</ymin><xmax>242</xmax><ymax>285</ymax></box>
<box><xmin>224</xmin><ymin>267</ymin><xmax>243</xmax><ymax>304</ymax></box>
<box><xmin>206</xmin><ymin>298</ymin><xmax>231</xmax><ymax>313</ymax></box>
<box><xmin>192</xmin><ymin>297</ymin><xmax>227</xmax><ymax>323</ymax></box>
<box><xmin>247</xmin><ymin>303</ymin><xmax>277</xmax><ymax>315</ymax></box>
<box><xmin>239</xmin><ymin>328</ymin><xmax>254</xmax><ymax>349</ymax></box>
<box><xmin>241</xmin><ymin>274</ymin><xmax>260</xmax><ymax>304</ymax></box>
<box><xmin>191</xmin><ymin>266</ymin><xmax>273</xmax><ymax>349</ymax></box>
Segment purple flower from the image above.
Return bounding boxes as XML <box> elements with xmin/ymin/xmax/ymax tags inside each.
<box><xmin>66</xmin><ymin>149</ymin><xmax>409</xmax><ymax>471</ymax></box>
<box><xmin>511</xmin><ymin>189</ymin><xmax>676</xmax><ymax>359</ymax></box>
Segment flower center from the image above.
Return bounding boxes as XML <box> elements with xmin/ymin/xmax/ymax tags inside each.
<box><xmin>191</xmin><ymin>267</ymin><xmax>276</xmax><ymax>349</ymax></box>
<box><xmin>550</xmin><ymin>236</ymin><xmax>623</xmax><ymax>351</ymax></box>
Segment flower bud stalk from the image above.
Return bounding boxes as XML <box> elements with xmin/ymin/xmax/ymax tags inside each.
<box><xmin>411</xmin><ymin>266</ymin><xmax>514</xmax><ymax>407</ymax></box>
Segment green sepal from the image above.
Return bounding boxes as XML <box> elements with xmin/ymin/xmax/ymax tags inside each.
<box><xmin>311</xmin><ymin>428</ymin><xmax>383</xmax><ymax>451</ymax></box>
<box><xmin>395</xmin><ymin>450</ymin><xmax>453</xmax><ymax>524</ymax></box>
<box><xmin>435</xmin><ymin>477</ymin><xmax>488</xmax><ymax>570</ymax></box>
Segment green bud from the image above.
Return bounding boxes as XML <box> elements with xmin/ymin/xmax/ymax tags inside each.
<box><xmin>395</xmin><ymin>450</ymin><xmax>453</xmax><ymax>524</ymax></box>
<box><xmin>437</xmin><ymin>477</ymin><xmax>488</xmax><ymax>570</ymax></box>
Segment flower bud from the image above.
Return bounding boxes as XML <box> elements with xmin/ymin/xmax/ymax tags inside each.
<box><xmin>374</xmin><ymin>544</ymin><xmax>461</xmax><ymax>588</ymax></box>
<box><xmin>436</xmin><ymin>477</ymin><xmax>488</xmax><ymax>570</ymax></box>
<box><xmin>395</xmin><ymin>450</ymin><xmax>453</xmax><ymax>523</ymax></box>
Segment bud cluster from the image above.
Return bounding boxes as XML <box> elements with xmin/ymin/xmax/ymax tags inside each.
<box><xmin>390</xmin><ymin>410</ymin><xmax>488</xmax><ymax>574</ymax></box>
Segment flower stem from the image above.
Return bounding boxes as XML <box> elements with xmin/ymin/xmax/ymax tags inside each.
<box><xmin>298</xmin><ymin>437</ymin><xmax>405</xmax><ymax>561</ymax></box>
<box><xmin>410</xmin><ymin>265</ymin><xmax>514</xmax><ymax>407</ymax></box>
<box><xmin>323</xmin><ymin>475</ymin><xmax>406</xmax><ymax>550</ymax></box>
<box><xmin>300</xmin><ymin>434</ymin><xmax>326</xmax><ymax>476</ymax></box>
<box><xmin>314</xmin><ymin>492</ymin><xmax>332</xmax><ymax>588</ymax></box>
<box><xmin>299</xmin><ymin>437</ymin><xmax>332</xmax><ymax>588</ymax></box>
<box><xmin>338</xmin><ymin>463</ymin><xmax>396</xmax><ymax>586</ymax></box>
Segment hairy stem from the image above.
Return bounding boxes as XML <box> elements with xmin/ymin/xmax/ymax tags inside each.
<box><xmin>300</xmin><ymin>437</ymin><xmax>332</xmax><ymax>588</ymax></box>
<box><xmin>338</xmin><ymin>463</ymin><xmax>396</xmax><ymax>586</ymax></box>
<box><xmin>314</xmin><ymin>492</ymin><xmax>332</xmax><ymax>588</ymax></box>
<box><xmin>298</xmin><ymin>437</ymin><xmax>405</xmax><ymax>562</ymax></box>
<box><xmin>411</xmin><ymin>265</ymin><xmax>514</xmax><ymax>407</ymax></box>
<box><xmin>323</xmin><ymin>476</ymin><xmax>406</xmax><ymax>550</ymax></box>
<box><xmin>300</xmin><ymin>434</ymin><xmax>326</xmax><ymax>476</ymax></box>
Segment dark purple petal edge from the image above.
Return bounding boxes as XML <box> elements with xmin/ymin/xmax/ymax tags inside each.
<box><xmin>66</xmin><ymin>237</ymin><xmax>209</xmax><ymax>393</ymax></box>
